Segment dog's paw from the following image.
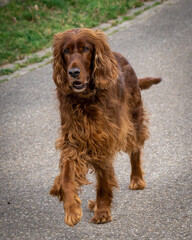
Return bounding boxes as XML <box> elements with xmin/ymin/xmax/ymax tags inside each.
<box><xmin>65</xmin><ymin>208</ymin><xmax>82</xmax><ymax>227</ymax></box>
<box><xmin>64</xmin><ymin>196</ymin><xmax>83</xmax><ymax>227</ymax></box>
<box><xmin>129</xmin><ymin>176</ymin><xmax>146</xmax><ymax>190</ymax></box>
<box><xmin>90</xmin><ymin>208</ymin><xmax>112</xmax><ymax>224</ymax></box>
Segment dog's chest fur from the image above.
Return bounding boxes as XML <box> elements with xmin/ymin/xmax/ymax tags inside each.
<box><xmin>60</xmin><ymin>94</ymin><xmax>130</xmax><ymax>159</ymax></box>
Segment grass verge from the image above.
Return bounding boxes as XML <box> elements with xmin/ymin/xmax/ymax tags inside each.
<box><xmin>0</xmin><ymin>0</ymin><xmax>146</xmax><ymax>66</ymax></box>
<box><xmin>0</xmin><ymin>51</ymin><xmax>52</xmax><ymax>76</ymax></box>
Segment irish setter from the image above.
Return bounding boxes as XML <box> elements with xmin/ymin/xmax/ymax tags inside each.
<box><xmin>50</xmin><ymin>28</ymin><xmax>161</xmax><ymax>226</ymax></box>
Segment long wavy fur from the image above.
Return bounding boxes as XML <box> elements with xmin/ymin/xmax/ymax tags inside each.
<box><xmin>50</xmin><ymin>29</ymin><xmax>160</xmax><ymax>221</ymax></box>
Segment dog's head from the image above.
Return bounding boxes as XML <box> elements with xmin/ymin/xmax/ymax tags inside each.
<box><xmin>52</xmin><ymin>28</ymin><xmax>118</xmax><ymax>95</ymax></box>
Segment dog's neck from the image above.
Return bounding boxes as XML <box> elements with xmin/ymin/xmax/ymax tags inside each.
<box><xmin>67</xmin><ymin>89</ymin><xmax>98</xmax><ymax>105</ymax></box>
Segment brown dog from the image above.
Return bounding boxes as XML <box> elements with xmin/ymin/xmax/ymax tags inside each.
<box><xmin>50</xmin><ymin>28</ymin><xmax>161</xmax><ymax>226</ymax></box>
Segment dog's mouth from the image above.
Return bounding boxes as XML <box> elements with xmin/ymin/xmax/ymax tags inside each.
<box><xmin>72</xmin><ymin>81</ymin><xmax>88</xmax><ymax>92</ymax></box>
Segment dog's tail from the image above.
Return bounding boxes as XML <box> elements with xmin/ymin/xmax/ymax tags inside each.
<box><xmin>138</xmin><ymin>77</ymin><xmax>162</xmax><ymax>90</ymax></box>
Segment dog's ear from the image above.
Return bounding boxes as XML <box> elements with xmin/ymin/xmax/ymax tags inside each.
<box><xmin>52</xmin><ymin>32</ymin><xmax>70</xmax><ymax>94</ymax></box>
<box><xmin>92</xmin><ymin>30</ymin><xmax>118</xmax><ymax>89</ymax></box>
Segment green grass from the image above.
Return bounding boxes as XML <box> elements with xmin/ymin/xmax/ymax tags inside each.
<box><xmin>0</xmin><ymin>78</ymin><xmax>9</xmax><ymax>83</ymax></box>
<box><xmin>0</xmin><ymin>68</ymin><xmax>15</xmax><ymax>76</ymax></box>
<box><xmin>0</xmin><ymin>51</ymin><xmax>52</xmax><ymax>76</ymax></box>
<box><xmin>0</xmin><ymin>0</ymin><xmax>147</xmax><ymax>66</ymax></box>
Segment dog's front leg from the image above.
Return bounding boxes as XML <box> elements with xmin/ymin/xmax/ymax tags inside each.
<box><xmin>61</xmin><ymin>160</ymin><xmax>82</xmax><ymax>226</ymax></box>
<box><xmin>50</xmin><ymin>159</ymin><xmax>82</xmax><ymax>227</ymax></box>
<box><xmin>89</xmin><ymin>165</ymin><xmax>117</xmax><ymax>224</ymax></box>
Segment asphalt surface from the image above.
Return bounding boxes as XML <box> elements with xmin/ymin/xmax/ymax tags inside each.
<box><xmin>0</xmin><ymin>0</ymin><xmax>191</xmax><ymax>239</ymax></box>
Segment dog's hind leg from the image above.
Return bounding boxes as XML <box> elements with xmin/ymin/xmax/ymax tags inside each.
<box><xmin>129</xmin><ymin>149</ymin><xmax>146</xmax><ymax>190</ymax></box>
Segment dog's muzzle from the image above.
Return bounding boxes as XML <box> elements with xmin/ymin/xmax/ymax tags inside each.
<box><xmin>72</xmin><ymin>80</ymin><xmax>88</xmax><ymax>92</ymax></box>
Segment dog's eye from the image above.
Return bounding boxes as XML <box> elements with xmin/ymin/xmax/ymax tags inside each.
<box><xmin>82</xmin><ymin>46</ymin><xmax>89</xmax><ymax>53</ymax></box>
<box><xmin>64</xmin><ymin>48</ymin><xmax>70</xmax><ymax>55</ymax></box>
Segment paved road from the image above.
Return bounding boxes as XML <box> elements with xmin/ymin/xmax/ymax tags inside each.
<box><xmin>0</xmin><ymin>0</ymin><xmax>191</xmax><ymax>239</ymax></box>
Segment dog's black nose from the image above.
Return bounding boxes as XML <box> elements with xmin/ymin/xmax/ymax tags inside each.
<box><xmin>69</xmin><ymin>68</ymin><xmax>80</xmax><ymax>78</ymax></box>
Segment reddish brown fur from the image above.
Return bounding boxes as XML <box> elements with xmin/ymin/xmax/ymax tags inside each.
<box><xmin>50</xmin><ymin>28</ymin><xmax>161</xmax><ymax>226</ymax></box>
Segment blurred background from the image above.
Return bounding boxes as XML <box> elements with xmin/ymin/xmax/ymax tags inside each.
<box><xmin>0</xmin><ymin>0</ymin><xmax>156</xmax><ymax>70</ymax></box>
